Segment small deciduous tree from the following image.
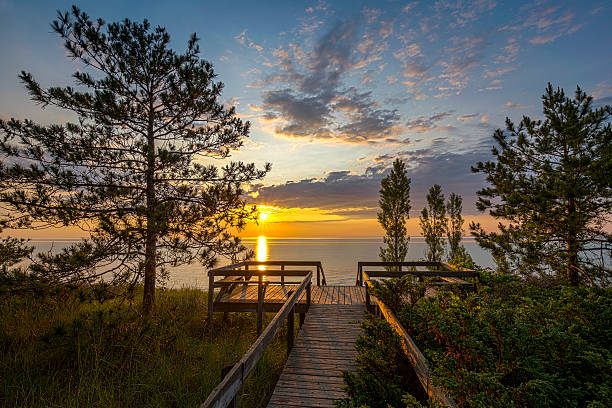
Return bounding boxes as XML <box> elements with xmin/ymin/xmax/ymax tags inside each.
<box><xmin>378</xmin><ymin>159</ymin><xmax>411</xmax><ymax>263</ymax></box>
<box><xmin>471</xmin><ymin>84</ymin><xmax>611</xmax><ymax>285</ymax></box>
<box><xmin>420</xmin><ymin>184</ymin><xmax>446</xmax><ymax>262</ymax></box>
<box><xmin>0</xmin><ymin>7</ymin><xmax>269</xmax><ymax>312</ymax></box>
<box><xmin>445</xmin><ymin>192</ymin><xmax>474</xmax><ymax>268</ymax></box>
<box><xmin>446</xmin><ymin>192</ymin><xmax>463</xmax><ymax>260</ymax></box>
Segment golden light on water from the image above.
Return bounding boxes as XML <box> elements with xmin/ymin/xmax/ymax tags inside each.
<box><xmin>257</xmin><ymin>235</ymin><xmax>267</xmax><ymax>271</ymax></box>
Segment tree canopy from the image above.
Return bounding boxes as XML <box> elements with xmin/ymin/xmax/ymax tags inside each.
<box><xmin>0</xmin><ymin>6</ymin><xmax>269</xmax><ymax>311</ymax></box>
<box><xmin>420</xmin><ymin>184</ymin><xmax>446</xmax><ymax>263</ymax></box>
<box><xmin>471</xmin><ymin>84</ymin><xmax>611</xmax><ymax>286</ymax></box>
<box><xmin>378</xmin><ymin>159</ymin><xmax>411</xmax><ymax>263</ymax></box>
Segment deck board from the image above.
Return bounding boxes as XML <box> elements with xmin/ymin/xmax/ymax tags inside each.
<box><xmin>215</xmin><ymin>285</ymin><xmax>367</xmax><ymax>306</ymax></box>
<box><xmin>266</xmin><ymin>304</ymin><xmax>364</xmax><ymax>408</ymax></box>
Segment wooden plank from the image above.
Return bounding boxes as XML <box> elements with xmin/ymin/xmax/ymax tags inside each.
<box><xmin>318</xmin><ymin>286</ymin><xmax>329</xmax><ymax>304</ymax></box>
<box><xmin>266</xmin><ymin>304</ymin><xmax>363</xmax><ymax>408</ymax></box>
<box><xmin>211</xmin><ymin>269</ymin><xmax>313</xmax><ymax>277</ymax></box>
<box><xmin>202</xmin><ymin>272</ymin><xmax>312</xmax><ymax>408</ymax></box>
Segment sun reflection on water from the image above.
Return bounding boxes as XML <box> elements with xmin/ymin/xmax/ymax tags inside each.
<box><xmin>257</xmin><ymin>235</ymin><xmax>267</xmax><ymax>271</ymax></box>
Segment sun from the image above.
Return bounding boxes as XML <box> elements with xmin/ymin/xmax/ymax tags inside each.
<box><xmin>259</xmin><ymin>211</ymin><xmax>270</xmax><ymax>222</ymax></box>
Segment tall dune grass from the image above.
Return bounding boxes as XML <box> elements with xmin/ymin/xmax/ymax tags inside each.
<box><xmin>0</xmin><ymin>287</ymin><xmax>286</xmax><ymax>407</ymax></box>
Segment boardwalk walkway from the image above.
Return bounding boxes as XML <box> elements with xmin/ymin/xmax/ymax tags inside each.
<box><xmin>267</xmin><ymin>304</ymin><xmax>364</xmax><ymax>408</ymax></box>
<box><xmin>215</xmin><ymin>284</ymin><xmax>366</xmax><ymax>308</ymax></box>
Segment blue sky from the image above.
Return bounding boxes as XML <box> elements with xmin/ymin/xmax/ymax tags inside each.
<box><xmin>1</xmin><ymin>0</ymin><xmax>611</xmax><ymax>236</ymax></box>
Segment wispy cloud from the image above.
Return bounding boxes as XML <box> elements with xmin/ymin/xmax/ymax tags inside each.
<box><xmin>235</xmin><ymin>29</ymin><xmax>263</xmax><ymax>52</ymax></box>
<box><xmin>257</xmin><ymin>19</ymin><xmax>403</xmax><ymax>144</ymax></box>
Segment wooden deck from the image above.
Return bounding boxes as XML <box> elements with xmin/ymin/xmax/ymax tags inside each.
<box><xmin>267</xmin><ymin>304</ymin><xmax>364</xmax><ymax>408</ymax></box>
<box><xmin>215</xmin><ymin>284</ymin><xmax>366</xmax><ymax>310</ymax></box>
<box><xmin>203</xmin><ymin>261</ymin><xmax>476</xmax><ymax>408</ymax></box>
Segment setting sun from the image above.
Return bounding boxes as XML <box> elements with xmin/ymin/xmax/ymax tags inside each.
<box><xmin>259</xmin><ymin>211</ymin><xmax>270</xmax><ymax>222</ymax></box>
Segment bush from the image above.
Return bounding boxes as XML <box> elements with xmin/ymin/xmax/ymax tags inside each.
<box><xmin>343</xmin><ymin>276</ymin><xmax>612</xmax><ymax>407</ymax></box>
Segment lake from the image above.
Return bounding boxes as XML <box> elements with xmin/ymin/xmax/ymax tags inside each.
<box><xmin>27</xmin><ymin>237</ymin><xmax>493</xmax><ymax>289</ymax></box>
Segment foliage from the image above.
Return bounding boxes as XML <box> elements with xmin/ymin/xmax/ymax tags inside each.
<box><xmin>447</xmin><ymin>246</ymin><xmax>475</xmax><ymax>270</ymax></box>
<box><xmin>336</xmin><ymin>316</ymin><xmax>408</xmax><ymax>408</ymax></box>
<box><xmin>351</xmin><ymin>275</ymin><xmax>612</xmax><ymax>408</ymax></box>
<box><xmin>420</xmin><ymin>185</ymin><xmax>447</xmax><ymax>262</ymax></box>
<box><xmin>471</xmin><ymin>84</ymin><xmax>612</xmax><ymax>286</ymax></box>
<box><xmin>378</xmin><ymin>159</ymin><xmax>412</xmax><ymax>263</ymax></box>
<box><xmin>0</xmin><ymin>287</ymin><xmax>286</xmax><ymax>407</ymax></box>
<box><xmin>369</xmin><ymin>275</ymin><xmax>427</xmax><ymax>313</ymax></box>
<box><xmin>446</xmin><ymin>193</ymin><xmax>464</xmax><ymax>260</ymax></box>
<box><xmin>0</xmin><ymin>7</ymin><xmax>269</xmax><ymax>312</ymax></box>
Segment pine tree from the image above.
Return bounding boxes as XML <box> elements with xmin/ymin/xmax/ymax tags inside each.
<box><xmin>0</xmin><ymin>7</ymin><xmax>269</xmax><ymax>312</ymax></box>
<box><xmin>471</xmin><ymin>84</ymin><xmax>611</xmax><ymax>285</ymax></box>
<box><xmin>378</xmin><ymin>159</ymin><xmax>411</xmax><ymax>263</ymax></box>
<box><xmin>420</xmin><ymin>184</ymin><xmax>446</xmax><ymax>262</ymax></box>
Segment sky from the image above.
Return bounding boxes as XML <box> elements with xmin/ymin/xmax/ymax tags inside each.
<box><xmin>1</xmin><ymin>0</ymin><xmax>611</xmax><ymax>238</ymax></box>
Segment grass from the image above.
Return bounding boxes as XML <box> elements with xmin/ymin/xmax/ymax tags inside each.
<box><xmin>0</xmin><ymin>287</ymin><xmax>288</xmax><ymax>407</ymax></box>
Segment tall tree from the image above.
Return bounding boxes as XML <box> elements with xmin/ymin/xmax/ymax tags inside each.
<box><xmin>420</xmin><ymin>184</ymin><xmax>446</xmax><ymax>262</ymax></box>
<box><xmin>446</xmin><ymin>192</ymin><xmax>463</xmax><ymax>260</ymax></box>
<box><xmin>471</xmin><ymin>84</ymin><xmax>611</xmax><ymax>285</ymax></box>
<box><xmin>0</xmin><ymin>7</ymin><xmax>269</xmax><ymax>312</ymax></box>
<box><xmin>378</xmin><ymin>159</ymin><xmax>411</xmax><ymax>263</ymax></box>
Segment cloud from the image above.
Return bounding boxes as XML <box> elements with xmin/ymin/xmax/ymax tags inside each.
<box><xmin>434</xmin><ymin>0</ymin><xmax>497</xmax><ymax>28</ymax></box>
<box><xmin>405</xmin><ymin>112</ymin><xmax>454</xmax><ymax>133</ymax></box>
<box><xmin>504</xmin><ymin>101</ymin><xmax>528</xmax><ymax>109</ymax></box>
<box><xmin>503</xmin><ymin>5</ymin><xmax>578</xmax><ymax>45</ymax></box>
<box><xmin>235</xmin><ymin>29</ymin><xmax>263</xmax><ymax>53</ymax></box>
<box><xmin>438</xmin><ymin>34</ymin><xmax>490</xmax><ymax>94</ymax></box>
<box><xmin>483</xmin><ymin>66</ymin><xmax>514</xmax><ymax>78</ymax></box>
<box><xmin>592</xmin><ymin>81</ymin><xmax>612</xmax><ymax>99</ymax></box>
<box><xmin>257</xmin><ymin>19</ymin><xmax>403</xmax><ymax>144</ymax></box>
<box><xmin>250</xmin><ymin>143</ymin><xmax>493</xmax><ymax>214</ymax></box>
<box><xmin>457</xmin><ymin>113</ymin><xmax>479</xmax><ymax>121</ymax></box>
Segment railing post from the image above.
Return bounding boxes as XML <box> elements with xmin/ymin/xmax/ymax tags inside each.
<box><xmin>287</xmin><ymin>305</ymin><xmax>295</xmax><ymax>353</ymax></box>
<box><xmin>257</xmin><ymin>274</ymin><xmax>264</xmax><ymax>336</ymax></box>
<box><xmin>306</xmin><ymin>281</ymin><xmax>311</xmax><ymax>309</ymax></box>
<box><xmin>317</xmin><ymin>265</ymin><xmax>320</xmax><ymax>287</ymax></box>
<box><xmin>207</xmin><ymin>272</ymin><xmax>214</xmax><ymax>328</ymax></box>
<box><xmin>281</xmin><ymin>264</ymin><xmax>285</xmax><ymax>284</ymax></box>
<box><xmin>365</xmin><ymin>283</ymin><xmax>371</xmax><ymax>311</ymax></box>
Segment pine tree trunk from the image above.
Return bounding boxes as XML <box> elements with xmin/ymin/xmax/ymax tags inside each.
<box><xmin>143</xmin><ymin>100</ymin><xmax>157</xmax><ymax>315</ymax></box>
<box><xmin>567</xmin><ymin>197</ymin><xmax>579</xmax><ymax>286</ymax></box>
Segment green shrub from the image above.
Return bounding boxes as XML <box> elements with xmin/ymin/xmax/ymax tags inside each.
<box><xmin>336</xmin><ymin>316</ymin><xmax>407</xmax><ymax>408</ymax></box>
<box><xmin>343</xmin><ymin>276</ymin><xmax>612</xmax><ymax>407</ymax></box>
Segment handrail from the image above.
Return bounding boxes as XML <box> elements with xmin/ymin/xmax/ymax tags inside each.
<box><xmin>356</xmin><ymin>261</ymin><xmax>476</xmax><ymax>285</ymax></box>
<box><xmin>362</xmin><ymin>272</ymin><xmax>458</xmax><ymax>408</ymax></box>
<box><xmin>210</xmin><ymin>260</ymin><xmax>327</xmax><ymax>286</ymax></box>
<box><xmin>201</xmin><ymin>271</ymin><xmax>313</xmax><ymax>408</ymax></box>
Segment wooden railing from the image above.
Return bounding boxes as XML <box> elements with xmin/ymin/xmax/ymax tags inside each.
<box><xmin>356</xmin><ymin>261</ymin><xmax>477</xmax><ymax>286</ymax></box>
<box><xmin>211</xmin><ymin>260</ymin><xmax>327</xmax><ymax>285</ymax></box>
<box><xmin>201</xmin><ymin>271</ymin><xmax>312</xmax><ymax>408</ymax></box>
<box><xmin>362</xmin><ymin>271</ymin><xmax>458</xmax><ymax>408</ymax></box>
<box><xmin>207</xmin><ymin>260</ymin><xmax>325</xmax><ymax>333</ymax></box>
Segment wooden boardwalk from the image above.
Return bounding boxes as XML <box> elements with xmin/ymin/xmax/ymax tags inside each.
<box><xmin>215</xmin><ymin>284</ymin><xmax>366</xmax><ymax>307</ymax></box>
<box><xmin>204</xmin><ymin>261</ymin><xmax>475</xmax><ymax>408</ymax></box>
<box><xmin>267</xmin><ymin>304</ymin><xmax>364</xmax><ymax>408</ymax></box>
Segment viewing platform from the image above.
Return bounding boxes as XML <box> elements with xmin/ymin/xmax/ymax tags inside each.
<box><xmin>202</xmin><ymin>260</ymin><xmax>477</xmax><ymax>408</ymax></box>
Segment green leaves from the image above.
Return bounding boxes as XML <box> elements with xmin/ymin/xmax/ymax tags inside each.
<box><xmin>471</xmin><ymin>84</ymin><xmax>612</xmax><ymax>285</ymax></box>
<box><xmin>378</xmin><ymin>159</ymin><xmax>412</xmax><ymax>263</ymax></box>
<box><xmin>0</xmin><ymin>7</ymin><xmax>269</xmax><ymax>309</ymax></box>
<box><xmin>420</xmin><ymin>184</ymin><xmax>446</xmax><ymax>263</ymax></box>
